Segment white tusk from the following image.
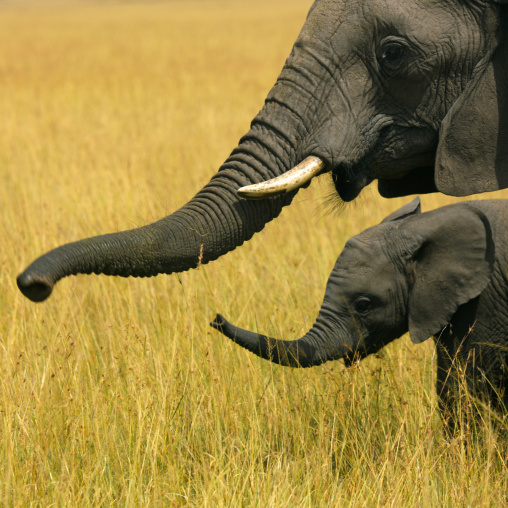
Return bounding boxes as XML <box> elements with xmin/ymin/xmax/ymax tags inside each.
<box><xmin>237</xmin><ymin>156</ymin><xmax>326</xmax><ymax>199</ymax></box>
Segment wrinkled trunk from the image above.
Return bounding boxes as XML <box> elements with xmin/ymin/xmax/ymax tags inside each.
<box><xmin>18</xmin><ymin>15</ymin><xmax>345</xmax><ymax>303</ymax></box>
<box><xmin>210</xmin><ymin>312</ymin><xmax>349</xmax><ymax>368</ymax></box>
<box><xmin>17</xmin><ymin>105</ymin><xmax>307</xmax><ymax>302</ymax></box>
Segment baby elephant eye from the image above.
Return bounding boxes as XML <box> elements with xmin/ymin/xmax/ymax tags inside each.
<box><xmin>354</xmin><ymin>297</ymin><xmax>372</xmax><ymax>313</ymax></box>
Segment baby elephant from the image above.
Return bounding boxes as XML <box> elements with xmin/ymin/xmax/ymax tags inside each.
<box><xmin>211</xmin><ymin>198</ymin><xmax>508</xmax><ymax>425</ymax></box>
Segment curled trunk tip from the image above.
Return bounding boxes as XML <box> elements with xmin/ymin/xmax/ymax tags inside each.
<box><xmin>17</xmin><ymin>272</ymin><xmax>53</xmax><ymax>302</ymax></box>
<box><xmin>210</xmin><ymin>313</ymin><xmax>232</xmax><ymax>334</ymax></box>
<box><xmin>210</xmin><ymin>312</ymin><xmax>328</xmax><ymax>368</ymax></box>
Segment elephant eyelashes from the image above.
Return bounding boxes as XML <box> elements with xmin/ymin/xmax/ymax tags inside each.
<box><xmin>378</xmin><ymin>40</ymin><xmax>408</xmax><ymax>75</ymax></box>
<box><xmin>354</xmin><ymin>297</ymin><xmax>372</xmax><ymax>313</ymax></box>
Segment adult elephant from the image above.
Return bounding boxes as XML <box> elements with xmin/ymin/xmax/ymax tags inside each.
<box><xmin>17</xmin><ymin>0</ymin><xmax>508</xmax><ymax>302</ymax></box>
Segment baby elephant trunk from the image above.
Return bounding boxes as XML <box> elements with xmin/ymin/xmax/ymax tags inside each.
<box><xmin>210</xmin><ymin>313</ymin><xmax>346</xmax><ymax>368</ymax></box>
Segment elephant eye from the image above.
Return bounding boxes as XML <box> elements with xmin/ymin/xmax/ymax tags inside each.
<box><xmin>354</xmin><ymin>297</ymin><xmax>372</xmax><ymax>314</ymax></box>
<box><xmin>378</xmin><ymin>41</ymin><xmax>408</xmax><ymax>75</ymax></box>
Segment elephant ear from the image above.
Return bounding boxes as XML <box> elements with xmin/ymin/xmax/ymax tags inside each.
<box><xmin>406</xmin><ymin>204</ymin><xmax>495</xmax><ymax>344</ymax></box>
<box><xmin>435</xmin><ymin>8</ymin><xmax>508</xmax><ymax>196</ymax></box>
<box><xmin>380</xmin><ymin>197</ymin><xmax>421</xmax><ymax>224</ymax></box>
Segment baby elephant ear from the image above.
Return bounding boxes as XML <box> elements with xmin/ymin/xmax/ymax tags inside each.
<box><xmin>380</xmin><ymin>197</ymin><xmax>421</xmax><ymax>224</ymax></box>
<box><xmin>435</xmin><ymin>27</ymin><xmax>508</xmax><ymax>195</ymax></box>
<box><xmin>407</xmin><ymin>205</ymin><xmax>495</xmax><ymax>344</ymax></box>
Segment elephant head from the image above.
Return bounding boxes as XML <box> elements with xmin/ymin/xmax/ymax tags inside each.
<box><xmin>18</xmin><ymin>0</ymin><xmax>508</xmax><ymax>302</ymax></box>
<box><xmin>210</xmin><ymin>198</ymin><xmax>495</xmax><ymax>366</ymax></box>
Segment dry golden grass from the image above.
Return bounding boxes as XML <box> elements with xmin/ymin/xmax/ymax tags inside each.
<box><xmin>1</xmin><ymin>0</ymin><xmax>508</xmax><ymax>505</ymax></box>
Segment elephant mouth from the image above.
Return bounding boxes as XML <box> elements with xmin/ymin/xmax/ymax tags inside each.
<box><xmin>331</xmin><ymin>160</ymin><xmax>373</xmax><ymax>202</ymax></box>
<box><xmin>331</xmin><ymin>128</ymin><xmax>438</xmax><ymax>201</ymax></box>
<box><xmin>235</xmin><ymin>154</ymin><xmax>376</xmax><ymax>203</ymax></box>
<box><xmin>236</xmin><ymin>126</ymin><xmax>436</xmax><ymax>202</ymax></box>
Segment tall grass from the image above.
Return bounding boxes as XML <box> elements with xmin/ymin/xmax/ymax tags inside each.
<box><xmin>1</xmin><ymin>0</ymin><xmax>508</xmax><ymax>505</ymax></box>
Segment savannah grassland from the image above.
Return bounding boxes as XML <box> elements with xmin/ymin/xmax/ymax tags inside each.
<box><xmin>2</xmin><ymin>0</ymin><xmax>508</xmax><ymax>505</ymax></box>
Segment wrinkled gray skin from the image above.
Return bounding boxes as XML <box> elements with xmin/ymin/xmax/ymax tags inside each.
<box><xmin>17</xmin><ymin>0</ymin><xmax>508</xmax><ymax>302</ymax></box>
<box><xmin>211</xmin><ymin>198</ymin><xmax>508</xmax><ymax>426</ymax></box>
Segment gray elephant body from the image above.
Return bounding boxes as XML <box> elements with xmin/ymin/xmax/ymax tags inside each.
<box><xmin>17</xmin><ymin>0</ymin><xmax>508</xmax><ymax>302</ymax></box>
<box><xmin>212</xmin><ymin>199</ymin><xmax>508</xmax><ymax>423</ymax></box>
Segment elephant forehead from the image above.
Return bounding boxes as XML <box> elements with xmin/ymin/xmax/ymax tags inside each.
<box><xmin>304</xmin><ymin>0</ymin><xmax>473</xmax><ymax>53</ymax></box>
<box><xmin>365</xmin><ymin>0</ymin><xmax>477</xmax><ymax>43</ymax></box>
<box><xmin>302</xmin><ymin>0</ymin><xmax>368</xmax><ymax>53</ymax></box>
<box><xmin>338</xmin><ymin>235</ymin><xmax>389</xmax><ymax>273</ymax></box>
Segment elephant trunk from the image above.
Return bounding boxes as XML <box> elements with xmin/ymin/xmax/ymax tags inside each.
<box><xmin>17</xmin><ymin>22</ymin><xmax>342</xmax><ymax>303</ymax></box>
<box><xmin>17</xmin><ymin>101</ymin><xmax>315</xmax><ymax>302</ymax></box>
<box><xmin>210</xmin><ymin>311</ymin><xmax>348</xmax><ymax>368</ymax></box>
